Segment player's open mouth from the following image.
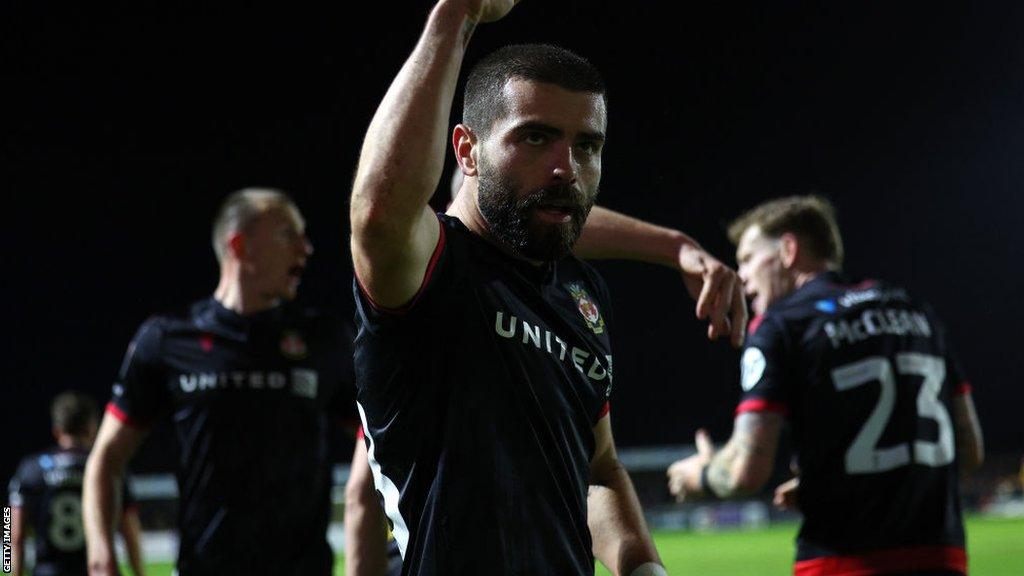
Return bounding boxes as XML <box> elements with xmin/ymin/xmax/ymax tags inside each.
<box><xmin>288</xmin><ymin>265</ymin><xmax>305</xmax><ymax>279</ymax></box>
<box><xmin>533</xmin><ymin>204</ymin><xmax>574</xmax><ymax>223</ymax></box>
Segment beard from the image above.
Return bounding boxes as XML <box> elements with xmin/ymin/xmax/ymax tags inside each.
<box><xmin>477</xmin><ymin>169</ymin><xmax>596</xmax><ymax>262</ymax></box>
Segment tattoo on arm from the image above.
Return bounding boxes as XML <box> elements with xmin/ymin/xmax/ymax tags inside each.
<box><xmin>706</xmin><ymin>412</ymin><xmax>783</xmax><ymax>498</ymax></box>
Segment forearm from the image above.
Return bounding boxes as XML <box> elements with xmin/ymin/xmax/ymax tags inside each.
<box><xmin>704</xmin><ymin>414</ymin><xmax>780</xmax><ymax>498</ymax></box>
<box><xmin>575</xmin><ymin>206</ymin><xmax>700</xmax><ymax>267</ymax></box>
<box><xmin>351</xmin><ymin>0</ymin><xmax>474</xmax><ymax>230</ymax></box>
<box><xmin>122</xmin><ymin>512</ymin><xmax>146</xmax><ymax>576</ymax></box>
<box><xmin>83</xmin><ymin>452</ymin><xmax>125</xmax><ymax>568</ymax></box>
<box><xmin>703</xmin><ymin>441</ymin><xmax>757</xmax><ymax>498</ymax></box>
<box><xmin>588</xmin><ymin>460</ymin><xmax>660</xmax><ymax>575</ymax></box>
<box><xmin>344</xmin><ymin>486</ymin><xmax>389</xmax><ymax>576</ymax></box>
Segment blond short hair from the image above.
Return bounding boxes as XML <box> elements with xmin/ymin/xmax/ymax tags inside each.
<box><xmin>727</xmin><ymin>195</ymin><xmax>844</xmax><ymax>267</ymax></box>
<box><xmin>211</xmin><ymin>188</ymin><xmax>298</xmax><ymax>262</ymax></box>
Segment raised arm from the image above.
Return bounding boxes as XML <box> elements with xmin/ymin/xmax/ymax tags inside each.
<box><xmin>350</xmin><ymin>0</ymin><xmax>518</xmax><ymax>309</ymax></box>
<box><xmin>667</xmin><ymin>412</ymin><xmax>784</xmax><ymax>502</ymax></box>
<box><xmin>83</xmin><ymin>415</ymin><xmax>147</xmax><ymax>576</ymax></box>
<box><xmin>576</xmin><ymin>206</ymin><xmax>748</xmax><ymax>347</ymax></box>
<box><xmin>588</xmin><ymin>415</ymin><xmax>664</xmax><ymax>576</ymax></box>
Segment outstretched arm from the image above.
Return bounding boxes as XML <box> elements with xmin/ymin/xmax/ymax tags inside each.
<box><xmin>350</xmin><ymin>0</ymin><xmax>519</xmax><ymax>310</ymax></box>
<box><xmin>667</xmin><ymin>412</ymin><xmax>784</xmax><ymax>502</ymax></box>
<box><xmin>576</xmin><ymin>206</ymin><xmax>747</xmax><ymax>347</ymax></box>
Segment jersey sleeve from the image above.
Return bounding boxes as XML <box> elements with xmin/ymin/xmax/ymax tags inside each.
<box><xmin>353</xmin><ymin>213</ymin><xmax>448</xmax><ymax>318</ymax></box>
<box><xmin>108</xmin><ymin>318</ymin><xmax>167</xmax><ymax>428</ymax></box>
<box><xmin>7</xmin><ymin>457</ymin><xmax>40</xmax><ymax>509</ymax></box>
<box><xmin>735</xmin><ymin>313</ymin><xmax>792</xmax><ymax>418</ymax></box>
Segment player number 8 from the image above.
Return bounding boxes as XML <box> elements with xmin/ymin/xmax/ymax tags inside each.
<box><xmin>831</xmin><ymin>353</ymin><xmax>955</xmax><ymax>475</ymax></box>
<box><xmin>48</xmin><ymin>492</ymin><xmax>85</xmax><ymax>551</ymax></box>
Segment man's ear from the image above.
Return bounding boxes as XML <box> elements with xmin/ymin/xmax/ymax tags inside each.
<box><xmin>453</xmin><ymin>124</ymin><xmax>479</xmax><ymax>177</ymax></box>
<box><xmin>779</xmin><ymin>232</ymin><xmax>800</xmax><ymax>269</ymax></box>
<box><xmin>226</xmin><ymin>231</ymin><xmax>247</xmax><ymax>261</ymax></box>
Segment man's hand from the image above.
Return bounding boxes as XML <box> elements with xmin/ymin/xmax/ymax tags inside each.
<box><xmin>678</xmin><ymin>243</ymin><xmax>747</xmax><ymax>347</ymax></box>
<box><xmin>88</xmin><ymin>547</ymin><xmax>122</xmax><ymax>576</ymax></box>
<box><xmin>666</xmin><ymin>429</ymin><xmax>716</xmax><ymax>502</ymax></box>
<box><xmin>773</xmin><ymin>477</ymin><xmax>800</xmax><ymax>512</ymax></box>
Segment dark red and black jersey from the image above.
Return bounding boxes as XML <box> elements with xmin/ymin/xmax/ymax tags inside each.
<box><xmin>8</xmin><ymin>446</ymin><xmax>136</xmax><ymax>576</ymax></box>
<box><xmin>353</xmin><ymin>214</ymin><xmax>613</xmax><ymax>576</ymax></box>
<box><xmin>738</xmin><ymin>271</ymin><xmax>970</xmax><ymax>575</ymax></box>
<box><xmin>108</xmin><ymin>298</ymin><xmax>355</xmax><ymax>576</ymax></box>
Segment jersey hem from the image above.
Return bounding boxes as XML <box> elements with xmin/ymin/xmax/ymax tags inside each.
<box><xmin>794</xmin><ymin>545</ymin><xmax>966</xmax><ymax>576</ymax></box>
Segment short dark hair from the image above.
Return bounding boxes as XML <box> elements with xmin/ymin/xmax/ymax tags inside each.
<box><xmin>728</xmin><ymin>195</ymin><xmax>845</xmax><ymax>267</ymax></box>
<box><xmin>211</xmin><ymin>188</ymin><xmax>299</xmax><ymax>263</ymax></box>
<box><xmin>463</xmin><ymin>44</ymin><xmax>606</xmax><ymax>136</ymax></box>
<box><xmin>51</xmin><ymin>391</ymin><xmax>98</xmax><ymax>436</ymax></box>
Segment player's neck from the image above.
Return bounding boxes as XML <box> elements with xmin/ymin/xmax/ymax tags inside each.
<box><xmin>447</xmin><ymin>182</ymin><xmax>545</xmax><ymax>267</ymax></box>
<box><xmin>793</xmin><ymin>264</ymin><xmax>831</xmax><ymax>290</ymax></box>
<box><xmin>56</xmin><ymin>435</ymin><xmax>91</xmax><ymax>450</ymax></box>
<box><xmin>214</xmin><ymin>274</ymin><xmax>280</xmax><ymax>315</ymax></box>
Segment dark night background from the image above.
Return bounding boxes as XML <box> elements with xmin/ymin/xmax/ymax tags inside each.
<box><xmin>5</xmin><ymin>2</ymin><xmax>1023</xmax><ymax>482</ymax></box>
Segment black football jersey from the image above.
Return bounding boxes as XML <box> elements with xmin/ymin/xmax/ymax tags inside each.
<box><xmin>108</xmin><ymin>298</ymin><xmax>355</xmax><ymax>576</ymax></box>
<box><xmin>8</xmin><ymin>446</ymin><xmax>135</xmax><ymax>576</ymax></box>
<box><xmin>738</xmin><ymin>271</ymin><xmax>970</xmax><ymax>575</ymax></box>
<box><xmin>353</xmin><ymin>214</ymin><xmax>614</xmax><ymax>576</ymax></box>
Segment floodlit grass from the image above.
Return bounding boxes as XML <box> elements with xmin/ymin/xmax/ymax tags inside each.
<box><xmin>131</xmin><ymin>516</ymin><xmax>1023</xmax><ymax>575</ymax></box>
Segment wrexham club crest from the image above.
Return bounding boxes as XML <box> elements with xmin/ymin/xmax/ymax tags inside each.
<box><xmin>567</xmin><ymin>283</ymin><xmax>605</xmax><ymax>334</ymax></box>
<box><xmin>280</xmin><ymin>330</ymin><xmax>308</xmax><ymax>360</ymax></box>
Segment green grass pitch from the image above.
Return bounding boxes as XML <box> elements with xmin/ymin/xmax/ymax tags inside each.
<box><xmin>133</xmin><ymin>516</ymin><xmax>1022</xmax><ymax>575</ymax></box>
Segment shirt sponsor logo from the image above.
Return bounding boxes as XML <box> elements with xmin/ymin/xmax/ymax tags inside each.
<box><xmin>291</xmin><ymin>368</ymin><xmax>318</xmax><ymax>399</ymax></box>
<box><xmin>823</xmin><ymin>308</ymin><xmax>932</xmax><ymax>349</ymax></box>
<box><xmin>837</xmin><ymin>287</ymin><xmax>909</xmax><ymax>308</ymax></box>
<box><xmin>177</xmin><ymin>369</ymin><xmax>319</xmax><ymax>399</ymax></box>
<box><xmin>740</xmin><ymin>347</ymin><xmax>767</xmax><ymax>391</ymax></box>
<box><xmin>494</xmin><ymin>310</ymin><xmax>613</xmax><ymax>395</ymax></box>
<box><xmin>567</xmin><ymin>283</ymin><xmax>605</xmax><ymax>334</ymax></box>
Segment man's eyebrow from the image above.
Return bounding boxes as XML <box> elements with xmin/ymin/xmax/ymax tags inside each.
<box><xmin>510</xmin><ymin>122</ymin><xmax>563</xmax><ymax>137</ymax></box>
<box><xmin>509</xmin><ymin>122</ymin><xmax>606</xmax><ymax>142</ymax></box>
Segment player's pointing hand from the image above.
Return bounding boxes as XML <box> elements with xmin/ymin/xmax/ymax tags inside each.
<box><xmin>678</xmin><ymin>244</ymin><xmax>748</xmax><ymax>347</ymax></box>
